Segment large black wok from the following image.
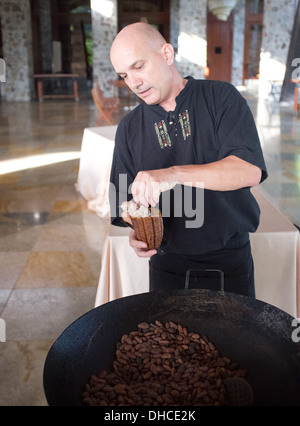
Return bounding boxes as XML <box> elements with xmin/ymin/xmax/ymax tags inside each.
<box><xmin>43</xmin><ymin>289</ymin><xmax>300</xmax><ymax>406</ymax></box>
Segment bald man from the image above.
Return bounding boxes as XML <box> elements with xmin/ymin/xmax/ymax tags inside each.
<box><xmin>109</xmin><ymin>23</ymin><xmax>267</xmax><ymax>297</ymax></box>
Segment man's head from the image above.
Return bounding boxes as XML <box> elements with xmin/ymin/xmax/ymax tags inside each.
<box><xmin>110</xmin><ymin>22</ymin><xmax>179</xmax><ymax>108</ymax></box>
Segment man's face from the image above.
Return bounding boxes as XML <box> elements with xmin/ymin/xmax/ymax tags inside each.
<box><xmin>111</xmin><ymin>40</ymin><xmax>171</xmax><ymax>106</ymax></box>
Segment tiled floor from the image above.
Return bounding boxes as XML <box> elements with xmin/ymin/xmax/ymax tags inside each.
<box><xmin>0</xmin><ymin>96</ymin><xmax>120</xmax><ymax>405</ymax></box>
<box><xmin>0</xmin><ymin>88</ymin><xmax>299</xmax><ymax>406</ymax></box>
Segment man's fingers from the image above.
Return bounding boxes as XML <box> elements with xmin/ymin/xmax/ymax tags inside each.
<box><xmin>129</xmin><ymin>230</ymin><xmax>157</xmax><ymax>257</ymax></box>
<box><xmin>132</xmin><ymin>178</ymin><xmax>160</xmax><ymax>207</ymax></box>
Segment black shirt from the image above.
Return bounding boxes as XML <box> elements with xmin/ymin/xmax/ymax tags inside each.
<box><xmin>109</xmin><ymin>77</ymin><xmax>268</xmax><ymax>255</ymax></box>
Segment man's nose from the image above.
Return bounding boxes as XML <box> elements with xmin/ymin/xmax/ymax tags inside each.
<box><xmin>128</xmin><ymin>74</ymin><xmax>142</xmax><ymax>90</ymax></box>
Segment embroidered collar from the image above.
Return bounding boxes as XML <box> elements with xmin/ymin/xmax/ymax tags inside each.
<box><xmin>146</xmin><ymin>76</ymin><xmax>194</xmax><ymax>118</ymax></box>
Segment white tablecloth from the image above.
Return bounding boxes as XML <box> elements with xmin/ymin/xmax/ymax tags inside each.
<box><xmin>76</xmin><ymin>126</ymin><xmax>117</xmax><ymax>216</ymax></box>
<box><xmin>95</xmin><ymin>188</ymin><xmax>300</xmax><ymax>318</ymax></box>
<box><xmin>249</xmin><ymin>189</ymin><xmax>300</xmax><ymax>317</ymax></box>
<box><xmin>76</xmin><ymin>126</ymin><xmax>300</xmax><ymax>318</ymax></box>
<box><xmin>95</xmin><ymin>225</ymin><xmax>149</xmax><ymax>304</ymax></box>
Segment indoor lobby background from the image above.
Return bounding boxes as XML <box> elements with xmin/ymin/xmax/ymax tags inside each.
<box><xmin>0</xmin><ymin>0</ymin><xmax>300</xmax><ymax>406</ymax></box>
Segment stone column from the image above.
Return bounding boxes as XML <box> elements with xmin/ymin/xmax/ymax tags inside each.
<box><xmin>259</xmin><ymin>0</ymin><xmax>296</xmax><ymax>96</ymax></box>
<box><xmin>91</xmin><ymin>0</ymin><xmax>118</xmax><ymax>97</ymax></box>
<box><xmin>175</xmin><ymin>0</ymin><xmax>207</xmax><ymax>79</ymax></box>
<box><xmin>232</xmin><ymin>0</ymin><xmax>245</xmax><ymax>87</ymax></box>
<box><xmin>1</xmin><ymin>0</ymin><xmax>34</xmax><ymax>101</ymax></box>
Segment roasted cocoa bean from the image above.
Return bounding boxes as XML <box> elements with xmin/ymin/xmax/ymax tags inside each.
<box><xmin>138</xmin><ymin>322</ymin><xmax>150</xmax><ymax>329</ymax></box>
<box><xmin>82</xmin><ymin>320</ymin><xmax>248</xmax><ymax>407</ymax></box>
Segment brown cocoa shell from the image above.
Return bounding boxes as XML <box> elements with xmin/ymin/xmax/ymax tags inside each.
<box><xmin>130</xmin><ymin>210</ymin><xmax>163</xmax><ymax>250</ymax></box>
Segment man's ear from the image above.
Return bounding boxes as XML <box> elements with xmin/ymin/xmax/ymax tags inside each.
<box><xmin>161</xmin><ymin>43</ymin><xmax>174</xmax><ymax>65</ymax></box>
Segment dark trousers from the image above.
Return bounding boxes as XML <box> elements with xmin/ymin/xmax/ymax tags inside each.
<box><xmin>149</xmin><ymin>233</ymin><xmax>255</xmax><ymax>298</ymax></box>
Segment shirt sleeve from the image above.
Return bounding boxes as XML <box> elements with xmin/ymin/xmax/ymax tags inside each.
<box><xmin>214</xmin><ymin>83</ymin><xmax>268</xmax><ymax>183</ymax></box>
<box><xmin>109</xmin><ymin>119</ymin><xmax>136</xmax><ymax>226</ymax></box>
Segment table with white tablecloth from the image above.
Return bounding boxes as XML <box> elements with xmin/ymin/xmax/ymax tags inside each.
<box><xmin>76</xmin><ymin>126</ymin><xmax>117</xmax><ymax>216</ymax></box>
<box><xmin>76</xmin><ymin>126</ymin><xmax>300</xmax><ymax>318</ymax></box>
<box><xmin>95</xmin><ymin>188</ymin><xmax>300</xmax><ymax>318</ymax></box>
<box><xmin>249</xmin><ymin>189</ymin><xmax>300</xmax><ymax>317</ymax></box>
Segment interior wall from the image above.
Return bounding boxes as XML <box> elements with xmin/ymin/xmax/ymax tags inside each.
<box><xmin>175</xmin><ymin>0</ymin><xmax>207</xmax><ymax>79</ymax></box>
<box><xmin>0</xmin><ymin>0</ymin><xmax>298</xmax><ymax>101</ymax></box>
<box><xmin>232</xmin><ymin>0</ymin><xmax>245</xmax><ymax>86</ymax></box>
<box><xmin>259</xmin><ymin>0</ymin><xmax>297</xmax><ymax>96</ymax></box>
<box><xmin>91</xmin><ymin>0</ymin><xmax>117</xmax><ymax>96</ymax></box>
<box><xmin>0</xmin><ymin>0</ymin><xmax>34</xmax><ymax>101</ymax></box>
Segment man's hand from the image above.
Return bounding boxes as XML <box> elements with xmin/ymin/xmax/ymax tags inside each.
<box><xmin>131</xmin><ymin>168</ymin><xmax>177</xmax><ymax>207</ymax></box>
<box><xmin>128</xmin><ymin>229</ymin><xmax>157</xmax><ymax>258</ymax></box>
<box><xmin>121</xmin><ymin>205</ymin><xmax>158</xmax><ymax>258</ymax></box>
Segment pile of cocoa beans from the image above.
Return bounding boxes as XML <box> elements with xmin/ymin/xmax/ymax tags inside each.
<box><xmin>81</xmin><ymin>320</ymin><xmax>247</xmax><ymax>406</ymax></box>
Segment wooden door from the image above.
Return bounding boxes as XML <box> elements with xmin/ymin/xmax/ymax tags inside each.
<box><xmin>206</xmin><ymin>12</ymin><xmax>233</xmax><ymax>83</ymax></box>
